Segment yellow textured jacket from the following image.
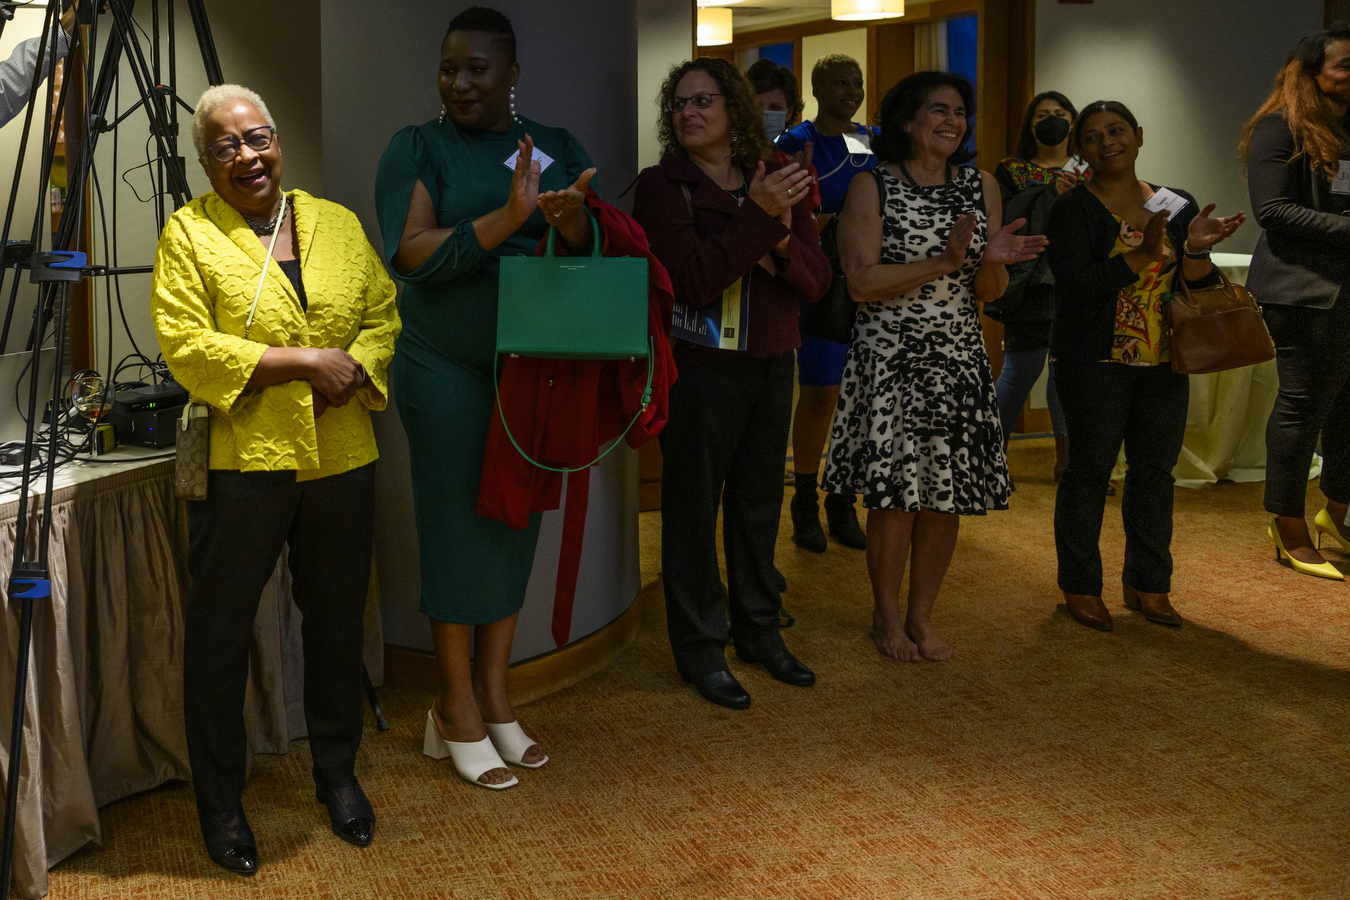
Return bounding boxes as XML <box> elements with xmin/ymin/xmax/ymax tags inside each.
<box><xmin>151</xmin><ymin>189</ymin><xmax>400</xmax><ymax>480</ymax></box>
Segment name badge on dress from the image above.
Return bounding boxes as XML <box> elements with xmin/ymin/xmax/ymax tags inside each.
<box><xmin>842</xmin><ymin>131</ymin><xmax>874</xmax><ymax>156</ymax></box>
<box><xmin>503</xmin><ymin>147</ymin><xmax>555</xmax><ymax>174</ymax></box>
<box><xmin>1142</xmin><ymin>187</ymin><xmax>1189</xmax><ymax>221</ymax></box>
<box><xmin>1332</xmin><ymin>160</ymin><xmax>1350</xmax><ymax>195</ymax></box>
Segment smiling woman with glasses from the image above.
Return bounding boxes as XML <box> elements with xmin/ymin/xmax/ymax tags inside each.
<box><xmin>632</xmin><ymin>58</ymin><xmax>829</xmax><ymax>710</ymax></box>
<box><xmin>152</xmin><ymin>82</ymin><xmax>401</xmax><ymax>875</ymax></box>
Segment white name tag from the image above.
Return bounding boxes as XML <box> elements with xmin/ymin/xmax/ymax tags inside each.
<box><xmin>503</xmin><ymin>147</ymin><xmax>555</xmax><ymax>174</ymax></box>
<box><xmin>1142</xmin><ymin>187</ymin><xmax>1189</xmax><ymax>221</ymax></box>
<box><xmin>1333</xmin><ymin>160</ymin><xmax>1350</xmax><ymax>195</ymax></box>
<box><xmin>842</xmin><ymin>131</ymin><xmax>874</xmax><ymax>156</ymax></box>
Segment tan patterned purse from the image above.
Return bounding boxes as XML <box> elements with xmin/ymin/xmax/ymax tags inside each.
<box><xmin>175</xmin><ymin>400</ymin><xmax>209</xmax><ymax>500</ymax></box>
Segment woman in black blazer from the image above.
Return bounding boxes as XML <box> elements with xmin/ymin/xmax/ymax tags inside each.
<box><xmin>1045</xmin><ymin>101</ymin><xmax>1244</xmax><ymax>632</ymax></box>
<box><xmin>1243</xmin><ymin>25</ymin><xmax>1350</xmax><ymax>581</ymax></box>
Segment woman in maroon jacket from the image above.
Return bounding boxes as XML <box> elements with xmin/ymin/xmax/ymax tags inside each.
<box><xmin>633</xmin><ymin>58</ymin><xmax>830</xmax><ymax>710</ymax></box>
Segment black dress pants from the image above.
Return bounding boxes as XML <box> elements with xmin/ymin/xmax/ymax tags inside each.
<box><xmin>1052</xmin><ymin>361</ymin><xmax>1189</xmax><ymax>595</ymax></box>
<box><xmin>660</xmin><ymin>352</ymin><xmax>794</xmax><ymax>680</ymax></box>
<box><xmin>184</xmin><ymin>463</ymin><xmax>375</xmax><ymax>816</ymax></box>
<box><xmin>1262</xmin><ymin>300</ymin><xmax>1350</xmax><ymax>517</ymax></box>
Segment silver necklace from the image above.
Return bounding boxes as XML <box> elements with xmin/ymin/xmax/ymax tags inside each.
<box><xmin>244</xmin><ymin>198</ymin><xmax>289</xmax><ymax>236</ymax></box>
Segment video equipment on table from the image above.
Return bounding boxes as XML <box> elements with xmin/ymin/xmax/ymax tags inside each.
<box><xmin>0</xmin><ymin>3</ymin><xmax>224</xmax><ymax>897</ymax></box>
<box><xmin>109</xmin><ymin>378</ymin><xmax>186</xmax><ymax>448</ymax></box>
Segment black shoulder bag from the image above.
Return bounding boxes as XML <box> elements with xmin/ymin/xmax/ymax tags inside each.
<box><xmin>802</xmin><ymin>167</ymin><xmax>889</xmax><ymax>345</ymax></box>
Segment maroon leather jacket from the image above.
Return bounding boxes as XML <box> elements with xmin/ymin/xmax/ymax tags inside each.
<box><xmin>632</xmin><ymin>149</ymin><xmax>829</xmax><ymax>361</ymax></box>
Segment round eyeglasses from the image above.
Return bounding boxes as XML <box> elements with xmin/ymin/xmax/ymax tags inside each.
<box><xmin>203</xmin><ymin>126</ymin><xmax>276</xmax><ymax>163</ymax></box>
<box><xmin>667</xmin><ymin>93</ymin><xmax>724</xmax><ymax>113</ymax></box>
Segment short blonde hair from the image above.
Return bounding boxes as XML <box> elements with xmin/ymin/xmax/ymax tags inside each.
<box><xmin>192</xmin><ymin>84</ymin><xmax>276</xmax><ymax>157</ymax></box>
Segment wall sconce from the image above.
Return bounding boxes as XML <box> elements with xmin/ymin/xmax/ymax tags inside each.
<box><xmin>696</xmin><ymin>7</ymin><xmax>734</xmax><ymax>46</ymax></box>
<box><xmin>831</xmin><ymin>0</ymin><xmax>905</xmax><ymax>20</ymax></box>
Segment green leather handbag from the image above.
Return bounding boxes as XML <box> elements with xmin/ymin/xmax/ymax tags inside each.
<box><xmin>497</xmin><ymin>217</ymin><xmax>649</xmax><ymax>360</ymax></box>
<box><xmin>494</xmin><ymin>217</ymin><xmax>653</xmax><ymax>473</ymax></box>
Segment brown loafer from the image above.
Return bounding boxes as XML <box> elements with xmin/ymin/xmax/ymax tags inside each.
<box><xmin>1122</xmin><ymin>584</ymin><xmax>1182</xmax><ymax>627</ymax></box>
<box><xmin>1063</xmin><ymin>592</ymin><xmax>1113</xmax><ymax>632</ymax></box>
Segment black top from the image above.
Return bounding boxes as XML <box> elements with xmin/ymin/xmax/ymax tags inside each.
<box><xmin>1246</xmin><ymin>111</ymin><xmax>1350</xmax><ymax>309</ymax></box>
<box><xmin>1045</xmin><ymin>182</ymin><xmax>1218</xmax><ymax>363</ymax></box>
<box><xmin>275</xmin><ymin>258</ymin><xmax>308</xmax><ymax>311</ymax></box>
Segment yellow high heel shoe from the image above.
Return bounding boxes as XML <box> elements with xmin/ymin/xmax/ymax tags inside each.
<box><xmin>1313</xmin><ymin>508</ymin><xmax>1350</xmax><ymax>556</ymax></box>
<box><xmin>1269</xmin><ymin>519</ymin><xmax>1344</xmax><ymax>581</ymax></box>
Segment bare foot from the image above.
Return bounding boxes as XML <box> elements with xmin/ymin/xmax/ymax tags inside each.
<box><xmin>905</xmin><ymin>620</ymin><xmax>954</xmax><ymax>662</ymax></box>
<box><xmin>872</xmin><ymin>611</ymin><xmax>921</xmax><ymax>661</ymax></box>
<box><xmin>432</xmin><ymin>704</ymin><xmax>513</xmax><ymax>786</ymax></box>
<box><xmin>475</xmin><ymin>683</ymin><xmax>544</xmax><ymax>767</ymax></box>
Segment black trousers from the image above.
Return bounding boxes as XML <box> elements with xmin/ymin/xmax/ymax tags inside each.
<box><xmin>1262</xmin><ymin>301</ymin><xmax>1350</xmax><ymax>517</ymax></box>
<box><xmin>660</xmin><ymin>352</ymin><xmax>794</xmax><ymax>680</ymax></box>
<box><xmin>184</xmin><ymin>463</ymin><xmax>375</xmax><ymax>816</ymax></box>
<box><xmin>1052</xmin><ymin>361</ymin><xmax>1189</xmax><ymax>595</ymax></box>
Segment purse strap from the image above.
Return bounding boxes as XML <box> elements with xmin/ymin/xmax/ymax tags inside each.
<box><xmin>1173</xmin><ymin>262</ymin><xmax>1241</xmax><ymax>309</ymax></box>
<box><xmin>494</xmin><ymin>336</ymin><xmax>656</xmax><ymax>473</ymax></box>
<box><xmin>243</xmin><ymin>192</ymin><xmax>287</xmax><ymax>341</ymax></box>
<box><xmin>543</xmin><ymin>214</ymin><xmax>602</xmax><ymax>259</ymax></box>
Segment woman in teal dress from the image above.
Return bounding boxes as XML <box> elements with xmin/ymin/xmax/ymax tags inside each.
<box><xmin>374</xmin><ymin>6</ymin><xmax>594</xmax><ymax>791</ymax></box>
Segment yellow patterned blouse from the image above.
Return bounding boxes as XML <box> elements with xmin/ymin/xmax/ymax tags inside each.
<box><xmin>152</xmin><ymin>189</ymin><xmax>400</xmax><ymax>480</ymax></box>
<box><xmin>1107</xmin><ymin>214</ymin><xmax>1174</xmax><ymax>366</ymax></box>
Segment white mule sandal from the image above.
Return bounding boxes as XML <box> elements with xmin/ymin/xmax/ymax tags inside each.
<box><xmin>485</xmin><ymin>721</ymin><xmax>548</xmax><ymax>769</ymax></box>
<box><xmin>422</xmin><ymin>710</ymin><xmax>518</xmax><ymax>790</ymax></box>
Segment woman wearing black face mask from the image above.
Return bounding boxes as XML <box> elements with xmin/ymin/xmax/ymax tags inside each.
<box><xmin>990</xmin><ymin>92</ymin><xmax>1094</xmax><ymax>488</ymax></box>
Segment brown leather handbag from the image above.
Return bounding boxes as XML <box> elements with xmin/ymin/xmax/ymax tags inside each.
<box><xmin>1166</xmin><ymin>268</ymin><xmax>1275</xmax><ymax>375</ymax></box>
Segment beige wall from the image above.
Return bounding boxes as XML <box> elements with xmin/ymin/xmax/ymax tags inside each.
<box><xmin>801</xmin><ymin>28</ymin><xmax>867</xmax><ymax>123</ymax></box>
<box><xmin>638</xmin><ymin>0</ymin><xmax>694</xmax><ymax>169</ymax></box>
<box><xmin>1036</xmin><ymin>0</ymin><xmax>1323</xmax><ymax>254</ymax></box>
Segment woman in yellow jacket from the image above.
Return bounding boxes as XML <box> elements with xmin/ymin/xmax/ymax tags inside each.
<box><xmin>151</xmin><ymin>85</ymin><xmax>399</xmax><ymax>876</ymax></box>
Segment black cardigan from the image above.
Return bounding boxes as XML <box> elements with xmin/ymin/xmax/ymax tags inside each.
<box><xmin>1245</xmin><ymin>112</ymin><xmax>1350</xmax><ymax>309</ymax></box>
<box><xmin>1045</xmin><ymin>183</ymin><xmax>1218</xmax><ymax>363</ymax></box>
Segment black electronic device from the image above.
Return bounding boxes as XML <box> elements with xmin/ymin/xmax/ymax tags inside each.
<box><xmin>109</xmin><ymin>382</ymin><xmax>187</xmax><ymax>448</ymax></box>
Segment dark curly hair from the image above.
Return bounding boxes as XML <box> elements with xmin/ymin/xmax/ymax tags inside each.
<box><xmin>656</xmin><ymin>58</ymin><xmax>776</xmax><ymax>166</ymax></box>
<box><xmin>1071</xmin><ymin>100</ymin><xmax>1139</xmax><ymax>155</ymax></box>
<box><xmin>446</xmin><ymin>6</ymin><xmax>516</xmax><ymax>64</ymax></box>
<box><xmin>1014</xmin><ymin>91</ymin><xmax>1078</xmax><ymax>160</ymax></box>
<box><xmin>746</xmin><ymin>58</ymin><xmax>805</xmax><ymax>126</ymax></box>
<box><xmin>873</xmin><ymin>71</ymin><xmax>976</xmax><ymax>165</ymax></box>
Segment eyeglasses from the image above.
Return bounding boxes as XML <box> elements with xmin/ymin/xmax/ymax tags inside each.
<box><xmin>667</xmin><ymin>93</ymin><xmax>724</xmax><ymax>113</ymax></box>
<box><xmin>203</xmin><ymin>126</ymin><xmax>276</xmax><ymax>163</ymax></box>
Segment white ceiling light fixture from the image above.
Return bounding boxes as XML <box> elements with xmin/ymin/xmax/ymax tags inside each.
<box><xmin>698</xmin><ymin>0</ymin><xmax>744</xmax><ymax>6</ymax></box>
<box><xmin>832</xmin><ymin>0</ymin><xmax>905</xmax><ymax>21</ymax></box>
<box><xmin>696</xmin><ymin>7</ymin><xmax>734</xmax><ymax>46</ymax></box>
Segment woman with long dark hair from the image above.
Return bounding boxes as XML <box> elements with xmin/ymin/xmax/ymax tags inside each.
<box><xmin>990</xmin><ymin>91</ymin><xmax>1084</xmax><ymax>484</ymax></box>
<box><xmin>825</xmin><ymin>72</ymin><xmax>1045</xmax><ymax>661</ymax></box>
<box><xmin>1047</xmin><ymin>101</ymin><xmax>1244</xmax><ymax>631</ymax></box>
<box><xmin>1243</xmin><ymin>24</ymin><xmax>1350</xmax><ymax>580</ymax></box>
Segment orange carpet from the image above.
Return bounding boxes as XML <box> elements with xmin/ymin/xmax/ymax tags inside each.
<box><xmin>48</xmin><ymin>438</ymin><xmax>1350</xmax><ymax>899</ymax></box>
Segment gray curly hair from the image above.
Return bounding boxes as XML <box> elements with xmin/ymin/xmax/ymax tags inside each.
<box><xmin>191</xmin><ymin>84</ymin><xmax>276</xmax><ymax>157</ymax></box>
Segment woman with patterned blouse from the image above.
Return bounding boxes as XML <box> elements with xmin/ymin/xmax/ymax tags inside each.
<box><xmin>1044</xmin><ymin>101</ymin><xmax>1244</xmax><ymax>634</ymax></box>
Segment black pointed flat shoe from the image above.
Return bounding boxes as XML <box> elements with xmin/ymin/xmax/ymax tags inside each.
<box><xmin>736</xmin><ymin>646</ymin><xmax>816</xmax><ymax>687</ymax></box>
<box><xmin>316</xmin><ymin>781</ymin><xmax>375</xmax><ymax>848</ymax></box>
<box><xmin>687</xmin><ymin>670</ymin><xmax>751</xmax><ymax>710</ymax></box>
<box><xmin>199</xmin><ymin>807</ymin><xmax>258</xmax><ymax>876</ymax></box>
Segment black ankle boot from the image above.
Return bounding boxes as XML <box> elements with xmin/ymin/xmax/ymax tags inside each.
<box><xmin>199</xmin><ymin>806</ymin><xmax>258</xmax><ymax>876</ymax></box>
<box><xmin>824</xmin><ymin>493</ymin><xmax>867</xmax><ymax>549</ymax></box>
<box><xmin>790</xmin><ymin>475</ymin><xmax>826</xmax><ymax>553</ymax></box>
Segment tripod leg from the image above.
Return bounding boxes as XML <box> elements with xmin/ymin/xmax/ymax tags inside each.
<box><xmin>361</xmin><ymin>664</ymin><xmax>389</xmax><ymax>733</ymax></box>
<box><xmin>1</xmin><ymin>581</ymin><xmax>43</xmax><ymax>900</ymax></box>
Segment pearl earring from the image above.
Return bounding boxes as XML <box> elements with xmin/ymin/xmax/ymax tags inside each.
<box><xmin>439</xmin><ymin>104</ymin><xmax>446</xmax><ymax>125</ymax></box>
<box><xmin>510</xmin><ymin>86</ymin><xmax>521</xmax><ymax>124</ymax></box>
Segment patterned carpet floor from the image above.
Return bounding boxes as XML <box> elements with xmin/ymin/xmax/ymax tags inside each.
<box><xmin>48</xmin><ymin>439</ymin><xmax>1350</xmax><ymax>899</ymax></box>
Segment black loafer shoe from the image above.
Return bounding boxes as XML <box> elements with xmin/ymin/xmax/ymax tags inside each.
<box><xmin>688</xmin><ymin>670</ymin><xmax>751</xmax><ymax>710</ymax></box>
<box><xmin>199</xmin><ymin>807</ymin><xmax>258</xmax><ymax>876</ymax></box>
<box><xmin>316</xmin><ymin>781</ymin><xmax>375</xmax><ymax>848</ymax></box>
<box><xmin>738</xmin><ymin>647</ymin><xmax>816</xmax><ymax>687</ymax></box>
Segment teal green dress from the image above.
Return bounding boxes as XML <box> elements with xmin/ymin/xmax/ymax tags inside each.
<box><xmin>375</xmin><ymin>117</ymin><xmax>594</xmax><ymax>624</ymax></box>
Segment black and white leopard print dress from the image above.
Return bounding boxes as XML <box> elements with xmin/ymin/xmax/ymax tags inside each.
<box><xmin>821</xmin><ymin>165</ymin><xmax>1010</xmax><ymax>514</ymax></box>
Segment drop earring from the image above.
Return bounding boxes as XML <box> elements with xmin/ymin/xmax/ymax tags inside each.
<box><xmin>439</xmin><ymin>104</ymin><xmax>446</xmax><ymax>125</ymax></box>
<box><xmin>731</xmin><ymin>130</ymin><xmax>740</xmax><ymax>144</ymax></box>
<box><xmin>510</xmin><ymin>86</ymin><xmax>521</xmax><ymax>125</ymax></box>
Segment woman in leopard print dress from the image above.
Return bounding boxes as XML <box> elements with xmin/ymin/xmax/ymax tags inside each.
<box><xmin>822</xmin><ymin>72</ymin><xmax>1046</xmax><ymax>662</ymax></box>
